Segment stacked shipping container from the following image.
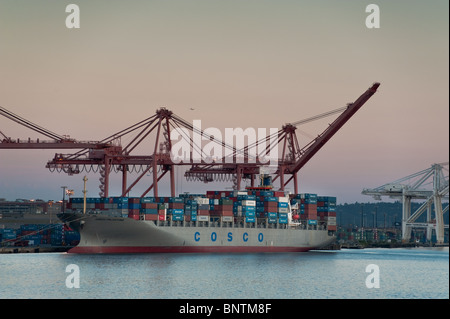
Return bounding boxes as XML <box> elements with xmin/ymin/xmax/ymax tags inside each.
<box><xmin>317</xmin><ymin>196</ymin><xmax>337</xmax><ymax>231</ymax></box>
<box><xmin>0</xmin><ymin>223</ymin><xmax>78</xmax><ymax>246</ymax></box>
<box><xmin>67</xmin><ymin>190</ymin><xmax>337</xmax><ymax>230</ymax></box>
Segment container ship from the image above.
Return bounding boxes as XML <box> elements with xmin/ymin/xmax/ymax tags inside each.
<box><xmin>58</xmin><ymin>179</ymin><xmax>337</xmax><ymax>254</ymax></box>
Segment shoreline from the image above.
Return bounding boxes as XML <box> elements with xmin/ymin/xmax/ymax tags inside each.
<box><xmin>0</xmin><ymin>246</ymin><xmax>72</xmax><ymax>254</ymax></box>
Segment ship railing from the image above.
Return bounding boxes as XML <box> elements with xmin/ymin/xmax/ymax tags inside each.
<box><xmin>150</xmin><ymin>217</ymin><xmax>328</xmax><ymax>231</ymax></box>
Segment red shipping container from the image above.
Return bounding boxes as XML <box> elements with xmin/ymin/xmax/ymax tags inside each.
<box><xmin>304</xmin><ymin>203</ymin><xmax>317</xmax><ymax>210</ymax></box>
<box><xmin>128</xmin><ymin>198</ymin><xmax>140</xmax><ymax>204</ymax></box>
<box><xmin>144</xmin><ymin>214</ymin><xmax>158</xmax><ymax>221</ymax></box>
<box><xmin>328</xmin><ymin>225</ymin><xmax>337</xmax><ymax>231</ymax></box>
<box><xmin>210</xmin><ymin>210</ymin><xmax>233</xmax><ymax>216</ymax></box>
<box><xmin>214</xmin><ymin>205</ymin><xmax>233</xmax><ymax>212</ymax></box>
<box><xmin>141</xmin><ymin>203</ymin><xmax>158</xmax><ymax>209</ymax></box>
<box><xmin>264</xmin><ymin>202</ymin><xmax>278</xmax><ymax>208</ymax></box>
<box><xmin>168</xmin><ymin>203</ymin><xmax>184</xmax><ymax>209</ymax></box>
<box><xmin>273</xmin><ymin>191</ymin><xmax>285</xmax><ymax>197</ymax></box>
<box><xmin>158</xmin><ymin>214</ymin><xmax>166</xmax><ymax>221</ymax></box>
<box><xmin>324</xmin><ymin>211</ymin><xmax>336</xmax><ymax>217</ymax></box>
<box><xmin>197</xmin><ymin>209</ymin><xmax>210</xmax><ymax>215</ymax></box>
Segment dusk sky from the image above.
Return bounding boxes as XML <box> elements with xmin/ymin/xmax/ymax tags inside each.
<box><xmin>0</xmin><ymin>0</ymin><xmax>448</xmax><ymax>204</ymax></box>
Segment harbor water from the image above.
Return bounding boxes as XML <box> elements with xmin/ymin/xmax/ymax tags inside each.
<box><xmin>0</xmin><ymin>247</ymin><xmax>448</xmax><ymax>299</ymax></box>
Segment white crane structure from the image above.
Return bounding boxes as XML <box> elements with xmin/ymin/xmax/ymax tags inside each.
<box><xmin>362</xmin><ymin>162</ymin><xmax>449</xmax><ymax>244</ymax></box>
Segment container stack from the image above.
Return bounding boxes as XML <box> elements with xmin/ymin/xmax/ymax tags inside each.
<box><xmin>0</xmin><ymin>223</ymin><xmax>81</xmax><ymax>247</ymax></box>
<box><xmin>68</xmin><ymin>197</ymin><xmax>129</xmax><ymax>217</ymax></box>
<box><xmin>66</xmin><ymin>191</ymin><xmax>336</xmax><ymax>229</ymax></box>
<box><xmin>277</xmin><ymin>197</ymin><xmax>289</xmax><ymax>224</ymax></box>
<box><xmin>261</xmin><ymin>196</ymin><xmax>278</xmax><ymax>224</ymax></box>
<box><xmin>207</xmin><ymin>190</ymin><xmax>292</xmax><ymax>226</ymax></box>
<box><xmin>19</xmin><ymin>224</ymin><xmax>42</xmax><ymax>246</ymax></box>
<box><xmin>240</xmin><ymin>198</ymin><xmax>256</xmax><ymax>223</ymax></box>
<box><xmin>294</xmin><ymin>193</ymin><xmax>318</xmax><ymax>225</ymax></box>
<box><xmin>167</xmin><ymin>197</ymin><xmax>184</xmax><ymax>221</ymax></box>
<box><xmin>140</xmin><ymin>197</ymin><xmax>166</xmax><ymax>221</ymax></box>
<box><xmin>113</xmin><ymin>197</ymin><xmax>129</xmax><ymax>217</ymax></box>
<box><xmin>184</xmin><ymin>199</ymin><xmax>198</xmax><ymax>222</ymax></box>
<box><xmin>0</xmin><ymin>228</ymin><xmax>17</xmax><ymax>245</ymax></box>
<box><xmin>128</xmin><ymin>198</ymin><xmax>141</xmax><ymax>220</ymax></box>
<box><xmin>211</xmin><ymin>198</ymin><xmax>233</xmax><ymax>221</ymax></box>
<box><xmin>317</xmin><ymin>196</ymin><xmax>337</xmax><ymax>231</ymax></box>
<box><xmin>195</xmin><ymin>197</ymin><xmax>210</xmax><ymax>222</ymax></box>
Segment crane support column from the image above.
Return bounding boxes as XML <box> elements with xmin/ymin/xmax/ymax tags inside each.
<box><xmin>293</xmin><ymin>172</ymin><xmax>298</xmax><ymax>194</ymax></box>
<box><xmin>426</xmin><ymin>201</ymin><xmax>433</xmax><ymax>242</ymax></box>
<box><xmin>122</xmin><ymin>165</ymin><xmax>127</xmax><ymax>197</ymax></box>
<box><xmin>402</xmin><ymin>193</ymin><xmax>412</xmax><ymax>242</ymax></box>
<box><xmin>434</xmin><ymin>194</ymin><xmax>444</xmax><ymax>244</ymax></box>
<box><xmin>104</xmin><ymin>156</ymin><xmax>111</xmax><ymax>198</ymax></box>
<box><xmin>152</xmin><ymin>157</ymin><xmax>159</xmax><ymax>198</ymax></box>
<box><xmin>170</xmin><ymin>165</ymin><xmax>176</xmax><ymax>197</ymax></box>
<box><xmin>433</xmin><ymin>164</ymin><xmax>445</xmax><ymax>244</ymax></box>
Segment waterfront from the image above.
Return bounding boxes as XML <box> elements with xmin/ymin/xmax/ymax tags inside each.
<box><xmin>0</xmin><ymin>247</ymin><xmax>448</xmax><ymax>299</ymax></box>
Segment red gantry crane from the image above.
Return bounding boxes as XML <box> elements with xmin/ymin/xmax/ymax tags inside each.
<box><xmin>1</xmin><ymin>82</ymin><xmax>380</xmax><ymax>198</ymax></box>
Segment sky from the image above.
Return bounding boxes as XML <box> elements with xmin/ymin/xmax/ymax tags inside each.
<box><xmin>0</xmin><ymin>0</ymin><xmax>448</xmax><ymax>204</ymax></box>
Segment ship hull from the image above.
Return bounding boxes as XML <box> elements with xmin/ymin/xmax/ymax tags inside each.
<box><xmin>59</xmin><ymin>212</ymin><xmax>335</xmax><ymax>254</ymax></box>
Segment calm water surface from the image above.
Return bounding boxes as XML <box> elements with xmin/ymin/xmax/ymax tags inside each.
<box><xmin>0</xmin><ymin>247</ymin><xmax>448</xmax><ymax>299</ymax></box>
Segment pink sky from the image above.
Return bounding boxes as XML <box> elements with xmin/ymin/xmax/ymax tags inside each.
<box><xmin>0</xmin><ymin>1</ymin><xmax>448</xmax><ymax>203</ymax></box>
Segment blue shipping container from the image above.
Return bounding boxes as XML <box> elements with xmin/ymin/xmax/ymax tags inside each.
<box><xmin>244</xmin><ymin>211</ymin><xmax>255</xmax><ymax>217</ymax></box>
<box><xmin>241</xmin><ymin>206</ymin><xmax>256</xmax><ymax>212</ymax></box>
<box><xmin>172</xmin><ymin>215</ymin><xmax>184</xmax><ymax>221</ymax></box>
<box><xmin>268</xmin><ymin>212</ymin><xmax>278</xmax><ymax>218</ymax></box>
<box><xmin>168</xmin><ymin>209</ymin><xmax>184</xmax><ymax>215</ymax></box>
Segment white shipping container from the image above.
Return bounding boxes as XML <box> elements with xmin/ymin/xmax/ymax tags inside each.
<box><xmin>327</xmin><ymin>220</ymin><xmax>337</xmax><ymax>226</ymax></box>
<box><xmin>277</xmin><ymin>197</ymin><xmax>289</xmax><ymax>203</ymax></box>
<box><xmin>197</xmin><ymin>215</ymin><xmax>209</xmax><ymax>221</ymax></box>
<box><xmin>222</xmin><ymin>216</ymin><xmax>233</xmax><ymax>222</ymax></box>
<box><xmin>195</xmin><ymin>198</ymin><xmax>210</xmax><ymax>205</ymax></box>
<box><xmin>326</xmin><ymin>216</ymin><xmax>337</xmax><ymax>222</ymax></box>
<box><xmin>277</xmin><ymin>207</ymin><xmax>289</xmax><ymax>213</ymax></box>
<box><xmin>242</xmin><ymin>200</ymin><xmax>256</xmax><ymax>206</ymax></box>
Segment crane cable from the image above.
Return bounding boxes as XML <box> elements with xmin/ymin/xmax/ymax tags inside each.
<box><xmin>0</xmin><ymin>105</ymin><xmax>65</xmax><ymax>141</ymax></box>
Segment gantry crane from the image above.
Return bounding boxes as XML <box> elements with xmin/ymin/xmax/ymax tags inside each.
<box><xmin>0</xmin><ymin>106</ymin><xmax>112</xmax><ymax>150</ymax></box>
<box><xmin>1</xmin><ymin>82</ymin><xmax>380</xmax><ymax>198</ymax></box>
<box><xmin>185</xmin><ymin>82</ymin><xmax>380</xmax><ymax>193</ymax></box>
<box><xmin>362</xmin><ymin>162</ymin><xmax>449</xmax><ymax>244</ymax></box>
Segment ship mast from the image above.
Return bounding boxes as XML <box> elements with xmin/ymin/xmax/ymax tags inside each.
<box><xmin>82</xmin><ymin>176</ymin><xmax>88</xmax><ymax>215</ymax></box>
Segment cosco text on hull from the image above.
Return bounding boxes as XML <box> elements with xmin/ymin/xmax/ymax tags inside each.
<box><xmin>194</xmin><ymin>231</ymin><xmax>264</xmax><ymax>243</ymax></box>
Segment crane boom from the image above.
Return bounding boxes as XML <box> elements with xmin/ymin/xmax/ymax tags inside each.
<box><xmin>286</xmin><ymin>82</ymin><xmax>380</xmax><ymax>174</ymax></box>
